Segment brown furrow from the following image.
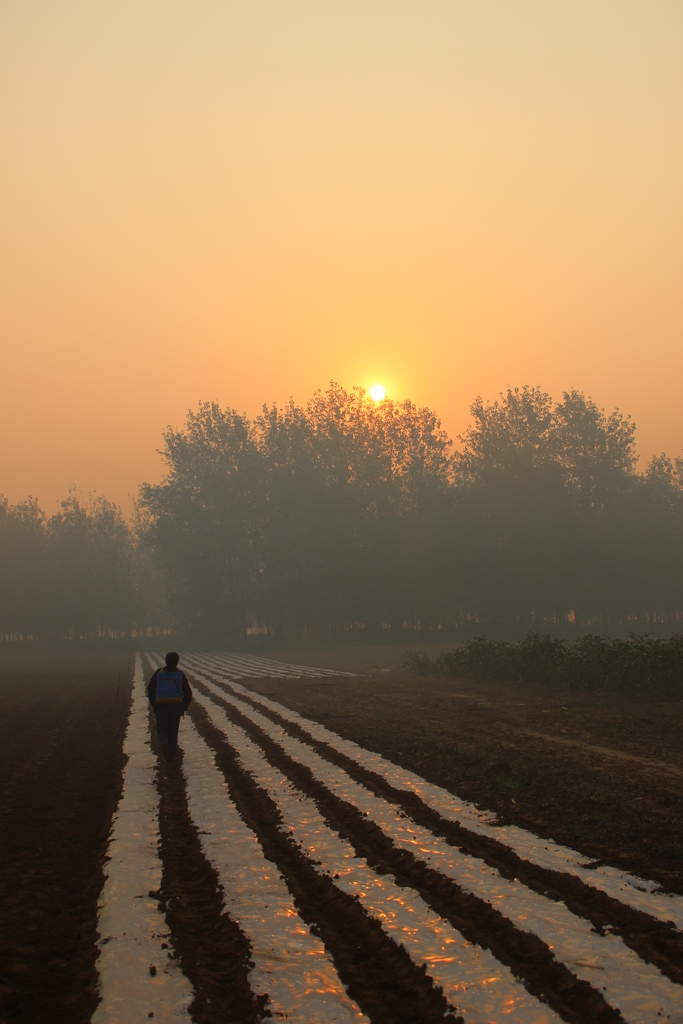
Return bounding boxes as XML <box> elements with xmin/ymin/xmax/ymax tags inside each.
<box><xmin>0</xmin><ymin>670</ymin><xmax>133</xmax><ymax>1024</ymax></box>
<box><xmin>150</xmin><ymin>711</ymin><xmax>268</xmax><ymax>1024</ymax></box>
<box><xmin>188</xmin><ymin>698</ymin><xmax>461</xmax><ymax>1024</ymax></box>
<box><xmin>222</xmin><ymin>679</ymin><xmax>683</xmax><ymax>984</ymax></box>
<box><xmin>517</xmin><ymin>729</ymin><xmax>683</xmax><ymax>780</ymax></box>
<box><xmin>193</xmin><ymin>678</ymin><xmax>625</xmax><ymax>1024</ymax></box>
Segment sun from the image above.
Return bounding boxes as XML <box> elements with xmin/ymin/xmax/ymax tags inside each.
<box><xmin>369</xmin><ymin>384</ymin><xmax>386</xmax><ymax>402</ymax></box>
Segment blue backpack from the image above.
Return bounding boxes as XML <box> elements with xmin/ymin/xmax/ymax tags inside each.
<box><xmin>156</xmin><ymin>670</ymin><xmax>184</xmax><ymax>705</ymax></box>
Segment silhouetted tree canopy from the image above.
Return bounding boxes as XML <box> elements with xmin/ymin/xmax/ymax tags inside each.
<box><xmin>454</xmin><ymin>386</ymin><xmax>636</xmax><ymax>500</ymax></box>
<box><xmin>136</xmin><ymin>383</ymin><xmax>681</xmax><ymax>642</ymax></box>
<box><xmin>0</xmin><ymin>491</ymin><xmax>160</xmax><ymax>640</ymax></box>
<box><xmin>138</xmin><ymin>385</ymin><xmax>454</xmax><ymax>641</ymax></box>
<box><xmin>2</xmin><ymin>383</ymin><xmax>681</xmax><ymax>643</ymax></box>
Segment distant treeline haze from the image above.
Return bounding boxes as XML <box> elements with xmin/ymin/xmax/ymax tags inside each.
<box><xmin>2</xmin><ymin>384</ymin><xmax>682</xmax><ymax>642</ymax></box>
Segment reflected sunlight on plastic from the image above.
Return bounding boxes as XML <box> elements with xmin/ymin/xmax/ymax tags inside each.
<box><xmin>93</xmin><ymin>655</ymin><xmax>193</xmax><ymax>1022</ymax></box>
<box><xmin>189</xmin><ymin>667</ymin><xmax>560</xmax><ymax>1023</ymax></box>
<box><xmin>196</xmin><ymin>653</ymin><xmax>683</xmax><ymax>929</ymax></box>
<box><xmin>146</xmin><ymin>654</ymin><xmax>367</xmax><ymax>1023</ymax></box>
<box><xmin>187</xmin><ymin>655</ymin><xmax>683</xmax><ymax>1024</ymax></box>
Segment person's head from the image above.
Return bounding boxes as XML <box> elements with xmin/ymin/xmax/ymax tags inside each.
<box><xmin>165</xmin><ymin>651</ymin><xmax>180</xmax><ymax>669</ymax></box>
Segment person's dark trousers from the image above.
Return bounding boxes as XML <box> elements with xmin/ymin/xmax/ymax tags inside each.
<box><xmin>155</xmin><ymin>706</ymin><xmax>183</xmax><ymax>757</ymax></box>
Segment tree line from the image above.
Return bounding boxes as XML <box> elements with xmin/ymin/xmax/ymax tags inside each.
<box><xmin>2</xmin><ymin>383</ymin><xmax>682</xmax><ymax>643</ymax></box>
<box><xmin>0</xmin><ymin>491</ymin><xmax>167</xmax><ymax>641</ymax></box>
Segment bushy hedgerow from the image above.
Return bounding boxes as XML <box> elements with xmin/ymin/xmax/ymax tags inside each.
<box><xmin>404</xmin><ymin>633</ymin><xmax>683</xmax><ymax>693</ymax></box>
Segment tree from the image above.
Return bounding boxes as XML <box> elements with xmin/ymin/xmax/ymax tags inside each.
<box><xmin>0</xmin><ymin>490</ymin><xmax>142</xmax><ymax>639</ymax></box>
<box><xmin>454</xmin><ymin>387</ymin><xmax>558</xmax><ymax>484</ymax></box>
<box><xmin>552</xmin><ymin>390</ymin><xmax>636</xmax><ymax>507</ymax></box>
<box><xmin>47</xmin><ymin>492</ymin><xmax>141</xmax><ymax>636</ymax></box>
<box><xmin>0</xmin><ymin>496</ymin><xmax>47</xmax><ymax>637</ymax></box>
<box><xmin>139</xmin><ymin>384</ymin><xmax>454</xmax><ymax>641</ymax></box>
<box><xmin>449</xmin><ymin>387</ymin><xmax>641</xmax><ymax>629</ymax></box>
<box><xmin>139</xmin><ymin>402</ymin><xmax>264</xmax><ymax>642</ymax></box>
<box><xmin>5</xmin><ymin>383</ymin><xmax>677</xmax><ymax>645</ymax></box>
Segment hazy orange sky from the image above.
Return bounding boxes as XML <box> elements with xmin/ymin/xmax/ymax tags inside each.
<box><xmin>2</xmin><ymin>2</ymin><xmax>682</xmax><ymax>513</ymax></box>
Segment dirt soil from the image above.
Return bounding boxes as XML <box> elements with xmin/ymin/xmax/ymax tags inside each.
<box><xmin>1</xmin><ymin>643</ymin><xmax>681</xmax><ymax>1024</ymax></box>
<box><xmin>0</xmin><ymin>647</ymin><xmax>133</xmax><ymax>1024</ymax></box>
<box><xmin>245</xmin><ymin>668</ymin><xmax>683</xmax><ymax>897</ymax></box>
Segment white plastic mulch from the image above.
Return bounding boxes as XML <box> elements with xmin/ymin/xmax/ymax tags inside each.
<box><xmin>91</xmin><ymin>650</ymin><xmax>683</xmax><ymax>1024</ymax></box>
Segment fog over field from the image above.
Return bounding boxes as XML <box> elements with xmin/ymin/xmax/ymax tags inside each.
<box><xmin>1</xmin><ymin>383</ymin><xmax>681</xmax><ymax>645</ymax></box>
<box><xmin>3</xmin><ymin>7</ymin><xmax>683</xmax><ymax>1024</ymax></box>
<box><xmin>2</xmin><ymin>5</ymin><xmax>681</xmax><ymax>648</ymax></box>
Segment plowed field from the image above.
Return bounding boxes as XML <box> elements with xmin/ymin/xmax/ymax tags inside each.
<box><xmin>1</xmin><ymin>648</ymin><xmax>682</xmax><ymax>1024</ymax></box>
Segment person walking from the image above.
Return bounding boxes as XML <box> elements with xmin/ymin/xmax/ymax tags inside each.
<box><xmin>147</xmin><ymin>652</ymin><xmax>192</xmax><ymax>759</ymax></box>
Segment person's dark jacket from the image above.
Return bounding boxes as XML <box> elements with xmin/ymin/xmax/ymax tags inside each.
<box><xmin>147</xmin><ymin>667</ymin><xmax>193</xmax><ymax>712</ymax></box>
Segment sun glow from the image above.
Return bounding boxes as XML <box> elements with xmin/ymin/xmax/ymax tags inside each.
<box><xmin>369</xmin><ymin>384</ymin><xmax>386</xmax><ymax>402</ymax></box>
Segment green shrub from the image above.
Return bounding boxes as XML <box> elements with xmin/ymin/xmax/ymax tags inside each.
<box><xmin>401</xmin><ymin>650</ymin><xmax>435</xmax><ymax>675</ymax></box>
<box><xmin>405</xmin><ymin>632</ymin><xmax>683</xmax><ymax>694</ymax></box>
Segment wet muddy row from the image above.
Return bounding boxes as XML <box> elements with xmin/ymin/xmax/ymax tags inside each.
<box><xmin>9</xmin><ymin>653</ymin><xmax>678</xmax><ymax>1023</ymax></box>
<box><xmin>151</xmin><ymin>715</ymin><xmax>267</xmax><ymax>1024</ymax></box>
<box><xmin>188</xmin><ymin>697</ymin><xmax>460</xmax><ymax>1024</ymax></box>
<box><xmin>135</xmin><ymin>654</ymin><xmax>683</xmax><ymax>1024</ymax></box>
<box><xmin>0</xmin><ymin>669</ymin><xmax>132</xmax><ymax>1024</ymax></box>
<box><xmin>190</xmin><ymin>678</ymin><xmax>614</xmax><ymax>1024</ymax></box>
<box><xmin>223</xmin><ymin>677</ymin><xmax>683</xmax><ymax>987</ymax></box>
